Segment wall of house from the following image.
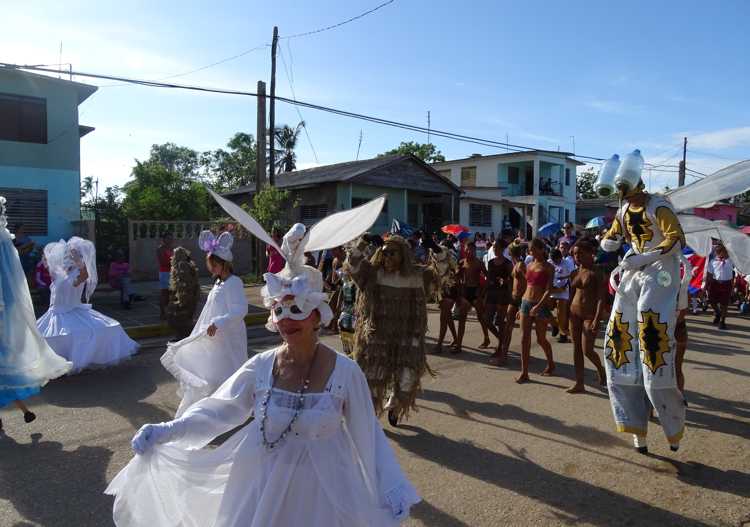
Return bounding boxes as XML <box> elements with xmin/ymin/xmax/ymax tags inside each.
<box><xmin>693</xmin><ymin>204</ymin><xmax>738</xmax><ymax>225</ymax></box>
<box><xmin>459</xmin><ymin>200</ymin><xmax>506</xmax><ymax>235</ymax></box>
<box><xmin>0</xmin><ymin>70</ymin><xmax>82</xmax><ymax>172</ymax></box>
<box><xmin>0</xmin><ymin>166</ymin><xmax>79</xmax><ymax>243</ymax></box>
<box><xmin>346</xmin><ymin>183</ymin><xmax>405</xmax><ymax>234</ymax></box>
<box><xmin>496</xmin><ymin>161</ymin><xmax>533</xmax><ymax>196</ymax></box>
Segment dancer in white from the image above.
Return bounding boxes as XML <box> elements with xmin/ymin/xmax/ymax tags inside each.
<box><xmin>160</xmin><ymin>230</ymin><xmax>249</xmax><ymax>417</ymax></box>
<box><xmin>0</xmin><ymin>196</ymin><xmax>71</xmax><ymax>430</ymax></box>
<box><xmin>36</xmin><ymin>237</ymin><xmax>138</xmax><ymax>373</ymax></box>
<box><xmin>106</xmin><ymin>194</ymin><xmax>419</xmax><ymax>526</ymax></box>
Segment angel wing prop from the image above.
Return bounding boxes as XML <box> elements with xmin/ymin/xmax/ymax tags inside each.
<box><xmin>667</xmin><ymin>160</ymin><xmax>750</xmax><ymax>212</ymax></box>
<box><xmin>305</xmin><ymin>195</ymin><xmax>386</xmax><ymax>251</ymax></box>
<box><xmin>207</xmin><ymin>187</ymin><xmax>385</xmax><ymax>255</ymax></box>
<box><xmin>207</xmin><ymin>188</ymin><xmax>281</xmax><ymax>253</ymax></box>
<box><xmin>678</xmin><ymin>214</ymin><xmax>750</xmax><ymax>275</ymax></box>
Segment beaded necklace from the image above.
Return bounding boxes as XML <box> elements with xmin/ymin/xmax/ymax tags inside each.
<box><xmin>260</xmin><ymin>344</ymin><xmax>318</xmax><ymax>451</ymax></box>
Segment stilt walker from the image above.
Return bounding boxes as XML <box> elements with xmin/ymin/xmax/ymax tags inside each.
<box><xmin>596</xmin><ymin>150</ymin><xmax>687</xmax><ymax>453</ymax></box>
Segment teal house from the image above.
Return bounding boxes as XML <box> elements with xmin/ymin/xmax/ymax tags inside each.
<box><xmin>224</xmin><ymin>155</ymin><xmax>461</xmax><ymax>236</ymax></box>
<box><xmin>0</xmin><ymin>67</ymin><xmax>97</xmax><ymax>243</ymax></box>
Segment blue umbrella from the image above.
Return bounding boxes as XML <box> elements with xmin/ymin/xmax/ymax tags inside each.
<box><xmin>585</xmin><ymin>216</ymin><xmax>608</xmax><ymax>229</ymax></box>
<box><xmin>538</xmin><ymin>222</ymin><xmax>560</xmax><ymax>238</ymax></box>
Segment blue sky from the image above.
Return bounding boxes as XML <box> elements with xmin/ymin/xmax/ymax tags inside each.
<box><xmin>3</xmin><ymin>0</ymin><xmax>749</xmax><ymax>191</ymax></box>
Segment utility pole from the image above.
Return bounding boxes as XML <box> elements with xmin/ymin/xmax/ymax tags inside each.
<box><xmin>268</xmin><ymin>26</ymin><xmax>279</xmax><ymax>186</ymax></box>
<box><xmin>427</xmin><ymin>111</ymin><xmax>431</xmax><ymax>144</ymax></box>
<box><xmin>678</xmin><ymin>136</ymin><xmax>687</xmax><ymax>187</ymax></box>
<box><xmin>256</xmin><ymin>81</ymin><xmax>267</xmax><ymax>193</ymax></box>
<box><xmin>256</xmin><ymin>80</ymin><xmax>267</xmax><ymax>275</ymax></box>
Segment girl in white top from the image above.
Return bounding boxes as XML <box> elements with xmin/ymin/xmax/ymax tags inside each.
<box><xmin>106</xmin><ymin>216</ymin><xmax>419</xmax><ymax>526</ymax></box>
<box><xmin>37</xmin><ymin>237</ymin><xmax>138</xmax><ymax>373</ymax></box>
<box><xmin>161</xmin><ymin>230</ymin><xmax>248</xmax><ymax>417</ymax></box>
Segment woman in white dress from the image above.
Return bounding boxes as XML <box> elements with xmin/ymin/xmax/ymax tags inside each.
<box><xmin>160</xmin><ymin>230</ymin><xmax>249</xmax><ymax>417</ymax></box>
<box><xmin>106</xmin><ymin>198</ymin><xmax>418</xmax><ymax>526</ymax></box>
<box><xmin>0</xmin><ymin>196</ymin><xmax>71</xmax><ymax>430</ymax></box>
<box><xmin>36</xmin><ymin>237</ymin><xmax>138</xmax><ymax>374</ymax></box>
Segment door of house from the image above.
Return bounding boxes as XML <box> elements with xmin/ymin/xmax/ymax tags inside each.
<box><xmin>422</xmin><ymin>202</ymin><xmax>444</xmax><ymax>235</ymax></box>
<box><xmin>524</xmin><ymin>170</ymin><xmax>534</xmax><ymax>195</ymax></box>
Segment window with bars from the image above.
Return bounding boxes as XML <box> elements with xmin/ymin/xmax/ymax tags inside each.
<box><xmin>565</xmin><ymin>168</ymin><xmax>571</xmax><ymax>186</ymax></box>
<box><xmin>300</xmin><ymin>204</ymin><xmax>328</xmax><ymax>226</ymax></box>
<box><xmin>460</xmin><ymin>166</ymin><xmax>477</xmax><ymax>187</ymax></box>
<box><xmin>0</xmin><ymin>187</ymin><xmax>48</xmax><ymax>235</ymax></box>
<box><xmin>0</xmin><ymin>93</ymin><xmax>48</xmax><ymax>144</ymax></box>
<box><xmin>508</xmin><ymin>166</ymin><xmax>519</xmax><ymax>184</ymax></box>
<box><xmin>469</xmin><ymin>203</ymin><xmax>491</xmax><ymax>227</ymax></box>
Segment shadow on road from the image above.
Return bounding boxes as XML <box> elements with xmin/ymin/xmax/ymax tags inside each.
<box><xmin>410</xmin><ymin>499</ymin><xmax>473</xmax><ymax>527</ymax></box>
<box><xmin>684</xmin><ymin>389</ymin><xmax>750</xmax><ymax>442</ymax></box>
<box><xmin>421</xmin><ymin>389</ymin><xmax>615</xmax><ymax>446</ymax></box>
<box><xmin>40</xmin><ymin>357</ymin><xmax>175</xmax><ymax>429</ymax></box>
<box><xmin>388</xmin><ymin>425</ymin><xmax>710</xmax><ymax>527</ymax></box>
<box><xmin>0</xmin><ymin>433</ymin><xmax>114</xmax><ymax>527</ymax></box>
<box><xmin>645</xmin><ymin>453</ymin><xmax>750</xmax><ymax>499</ymax></box>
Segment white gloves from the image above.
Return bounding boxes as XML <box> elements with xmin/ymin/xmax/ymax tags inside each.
<box><xmin>131</xmin><ymin>421</ymin><xmax>183</xmax><ymax>455</ymax></box>
<box><xmin>620</xmin><ymin>251</ymin><xmax>661</xmax><ymax>271</ymax></box>
<box><xmin>600</xmin><ymin>236</ymin><xmax>623</xmax><ymax>253</ymax></box>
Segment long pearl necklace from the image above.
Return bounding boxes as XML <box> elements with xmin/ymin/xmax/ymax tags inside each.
<box><xmin>260</xmin><ymin>345</ymin><xmax>318</xmax><ymax>451</ymax></box>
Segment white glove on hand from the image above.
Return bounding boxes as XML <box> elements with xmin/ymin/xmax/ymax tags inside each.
<box><xmin>620</xmin><ymin>252</ymin><xmax>659</xmax><ymax>271</ymax></box>
<box><xmin>131</xmin><ymin>422</ymin><xmax>179</xmax><ymax>455</ymax></box>
<box><xmin>600</xmin><ymin>236</ymin><xmax>623</xmax><ymax>253</ymax></box>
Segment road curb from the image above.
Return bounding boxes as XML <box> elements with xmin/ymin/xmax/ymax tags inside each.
<box><xmin>125</xmin><ymin>311</ymin><xmax>269</xmax><ymax>339</ymax></box>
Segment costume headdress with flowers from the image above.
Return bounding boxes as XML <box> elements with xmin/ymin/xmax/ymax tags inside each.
<box><xmin>206</xmin><ymin>188</ymin><xmax>385</xmax><ymax>332</ymax></box>
<box><xmin>198</xmin><ymin>230</ymin><xmax>234</xmax><ymax>262</ymax></box>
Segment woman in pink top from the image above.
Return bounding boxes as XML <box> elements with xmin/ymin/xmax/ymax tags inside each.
<box><xmin>266</xmin><ymin>227</ymin><xmax>285</xmax><ymax>273</ymax></box>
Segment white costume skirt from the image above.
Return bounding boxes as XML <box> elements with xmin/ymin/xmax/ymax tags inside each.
<box><xmin>37</xmin><ymin>305</ymin><xmax>138</xmax><ymax>373</ymax></box>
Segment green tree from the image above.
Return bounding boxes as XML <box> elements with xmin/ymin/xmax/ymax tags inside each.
<box><xmin>123</xmin><ymin>159</ymin><xmax>209</xmax><ymax>220</ymax></box>
<box><xmin>81</xmin><ymin>175</ymin><xmax>94</xmax><ymax>200</ymax></box>
<box><xmin>380</xmin><ymin>141</ymin><xmax>446</xmax><ymax>163</ymax></box>
<box><xmin>248</xmin><ymin>186</ymin><xmax>298</xmax><ymax>231</ymax></box>
<box><xmin>273</xmin><ymin>122</ymin><xmax>305</xmax><ymax>173</ymax></box>
<box><xmin>576</xmin><ymin>168</ymin><xmax>598</xmax><ymax>199</ymax></box>
<box><xmin>202</xmin><ymin>132</ymin><xmax>257</xmax><ymax>191</ymax></box>
<box><xmin>148</xmin><ymin>143</ymin><xmax>201</xmax><ymax>180</ymax></box>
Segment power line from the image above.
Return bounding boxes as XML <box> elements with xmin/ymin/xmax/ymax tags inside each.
<box><xmin>686</xmin><ymin>148</ymin><xmax>742</xmax><ymax>161</ymax></box>
<box><xmin>278</xmin><ymin>46</ymin><xmax>319</xmax><ymax>163</ymax></box>
<box><xmin>0</xmin><ymin>63</ymin><xmax>684</xmax><ymax>166</ymax></box>
<box><xmin>281</xmin><ymin>0</ymin><xmax>396</xmax><ymax>39</ymax></box>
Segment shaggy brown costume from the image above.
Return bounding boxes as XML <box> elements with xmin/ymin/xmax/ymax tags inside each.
<box><xmin>346</xmin><ymin>235</ymin><xmax>437</xmax><ymax>420</ymax></box>
<box><xmin>166</xmin><ymin>247</ymin><xmax>200</xmax><ymax>340</ymax></box>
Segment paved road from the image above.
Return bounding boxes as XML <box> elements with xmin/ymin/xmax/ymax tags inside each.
<box><xmin>1</xmin><ymin>309</ymin><xmax>748</xmax><ymax>526</ymax></box>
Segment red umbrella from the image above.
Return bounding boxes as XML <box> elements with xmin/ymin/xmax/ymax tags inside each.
<box><xmin>441</xmin><ymin>224</ymin><xmax>470</xmax><ymax>235</ymax></box>
<box><xmin>741</xmin><ymin>226</ymin><xmax>750</xmax><ymax>235</ymax></box>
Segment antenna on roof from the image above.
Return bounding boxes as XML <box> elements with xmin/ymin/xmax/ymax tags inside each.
<box><xmin>356</xmin><ymin>129</ymin><xmax>363</xmax><ymax>160</ymax></box>
<box><xmin>58</xmin><ymin>41</ymin><xmax>63</xmax><ymax>79</ymax></box>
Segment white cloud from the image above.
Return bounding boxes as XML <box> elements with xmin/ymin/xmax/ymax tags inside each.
<box><xmin>680</xmin><ymin>127</ymin><xmax>750</xmax><ymax>150</ymax></box>
<box><xmin>585</xmin><ymin>99</ymin><xmax>630</xmax><ymax>114</ymax></box>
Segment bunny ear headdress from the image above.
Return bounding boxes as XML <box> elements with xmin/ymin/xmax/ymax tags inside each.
<box><xmin>207</xmin><ymin>188</ymin><xmax>385</xmax><ymax>331</ymax></box>
<box><xmin>199</xmin><ymin>230</ymin><xmax>234</xmax><ymax>262</ymax></box>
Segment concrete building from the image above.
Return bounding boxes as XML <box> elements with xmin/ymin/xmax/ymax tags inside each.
<box><xmin>224</xmin><ymin>154</ymin><xmax>461</xmax><ymax>235</ymax></box>
<box><xmin>0</xmin><ymin>67</ymin><xmax>97</xmax><ymax>243</ymax></box>
<box><xmin>432</xmin><ymin>150</ymin><xmax>582</xmax><ymax>237</ymax></box>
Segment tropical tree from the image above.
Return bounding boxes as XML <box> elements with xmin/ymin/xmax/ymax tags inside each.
<box><xmin>379</xmin><ymin>141</ymin><xmax>446</xmax><ymax>163</ymax></box>
<box><xmin>201</xmin><ymin>132</ymin><xmax>257</xmax><ymax>192</ymax></box>
<box><xmin>248</xmin><ymin>186</ymin><xmax>298</xmax><ymax>231</ymax></box>
<box><xmin>576</xmin><ymin>168</ymin><xmax>598</xmax><ymax>199</ymax></box>
<box><xmin>273</xmin><ymin>121</ymin><xmax>305</xmax><ymax>173</ymax></box>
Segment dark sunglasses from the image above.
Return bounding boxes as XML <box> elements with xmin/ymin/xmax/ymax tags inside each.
<box><xmin>274</xmin><ymin>305</ymin><xmax>303</xmax><ymax>316</ymax></box>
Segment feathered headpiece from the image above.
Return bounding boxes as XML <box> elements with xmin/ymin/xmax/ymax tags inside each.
<box><xmin>198</xmin><ymin>230</ymin><xmax>234</xmax><ymax>262</ymax></box>
<box><xmin>206</xmin><ymin>188</ymin><xmax>385</xmax><ymax>332</ymax></box>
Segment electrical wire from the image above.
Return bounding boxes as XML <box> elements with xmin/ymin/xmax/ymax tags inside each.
<box><xmin>278</xmin><ymin>46</ymin><xmax>319</xmax><ymax>163</ymax></box>
<box><xmin>281</xmin><ymin>0</ymin><xmax>396</xmax><ymax>39</ymax></box>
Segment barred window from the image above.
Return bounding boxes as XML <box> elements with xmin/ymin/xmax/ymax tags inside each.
<box><xmin>300</xmin><ymin>204</ymin><xmax>328</xmax><ymax>226</ymax></box>
<box><xmin>0</xmin><ymin>187</ymin><xmax>48</xmax><ymax>235</ymax></box>
<box><xmin>461</xmin><ymin>166</ymin><xmax>477</xmax><ymax>187</ymax></box>
<box><xmin>469</xmin><ymin>203</ymin><xmax>491</xmax><ymax>227</ymax></box>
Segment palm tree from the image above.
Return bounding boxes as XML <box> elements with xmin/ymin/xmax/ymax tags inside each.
<box><xmin>273</xmin><ymin>121</ymin><xmax>305</xmax><ymax>173</ymax></box>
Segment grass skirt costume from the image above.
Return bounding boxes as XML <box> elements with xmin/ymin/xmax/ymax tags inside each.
<box><xmin>346</xmin><ymin>235</ymin><xmax>437</xmax><ymax>421</ymax></box>
<box><xmin>0</xmin><ymin>196</ymin><xmax>71</xmax><ymax>408</ymax></box>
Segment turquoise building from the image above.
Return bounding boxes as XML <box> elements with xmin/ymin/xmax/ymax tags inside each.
<box><xmin>0</xmin><ymin>67</ymin><xmax>96</xmax><ymax>243</ymax></box>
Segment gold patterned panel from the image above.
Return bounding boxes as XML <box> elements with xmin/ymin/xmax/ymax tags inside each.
<box><xmin>624</xmin><ymin>206</ymin><xmax>653</xmax><ymax>252</ymax></box>
<box><xmin>606</xmin><ymin>311</ymin><xmax>632</xmax><ymax>369</ymax></box>
<box><xmin>639</xmin><ymin>309</ymin><xmax>670</xmax><ymax>374</ymax></box>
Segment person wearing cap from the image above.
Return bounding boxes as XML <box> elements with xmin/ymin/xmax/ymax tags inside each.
<box><xmin>560</xmin><ymin>222</ymin><xmax>577</xmax><ymax>246</ymax></box>
<box><xmin>108</xmin><ymin>221</ymin><xmax>420</xmax><ymax>527</ymax></box>
<box><xmin>160</xmin><ymin>230</ymin><xmax>248</xmax><ymax>417</ymax></box>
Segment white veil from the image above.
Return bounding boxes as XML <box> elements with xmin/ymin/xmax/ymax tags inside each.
<box><xmin>66</xmin><ymin>236</ymin><xmax>98</xmax><ymax>302</ymax></box>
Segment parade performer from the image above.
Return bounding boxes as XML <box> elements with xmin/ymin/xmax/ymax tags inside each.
<box><xmin>596</xmin><ymin>150</ymin><xmax>687</xmax><ymax>453</ymax></box>
<box><xmin>160</xmin><ymin>230</ymin><xmax>248</xmax><ymax>417</ymax></box>
<box><xmin>338</xmin><ymin>268</ymin><xmax>357</xmax><ymax>355</ymax></box>
<box><xmin>0</xmin><ymin>197</ymin><xmax>71</xmax><ymax>431</ymax></box>
<box><xmin>106</xmin><ymin>193</ymin><xmax>421</xmax><ymax>527</ymax></box>
<box><xmin>345</xmin><ymin>233</ymin><xmax>438</xmax><ymax>426</ymax></box>
<box><xmin>37</xmin><ymin>237</ymin><xmax>138</xmax><ymax>374</ymax></box>
<box><xmin>165</xmin><ymin>246</ymin><xmax>201</xmax><ymax>340</ymax></box>
<box><xmin>433</xmin><ymin>240</ymin><xmax>459</xmax><ymax>354</ymax></box>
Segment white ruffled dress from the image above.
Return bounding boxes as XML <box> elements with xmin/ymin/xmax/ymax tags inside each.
<box><xmin>36</xmin><ymin>268</ymin><xmax>138</xmax><ymax>373</ymax></box>
<box><xmin>106</xmin><ymin>347</ymin><xmax>420</xmax><ymax>526</ymax></box>
<box><xmin>161</xmin><ymin>275</ymin><xmax>248</xmax><ymax>417</ymax></box>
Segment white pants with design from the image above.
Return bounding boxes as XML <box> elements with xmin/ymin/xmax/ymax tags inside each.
<box><xmin>603</xmin><ymin>255</ymin><xmax>686</xmax><ymax>443</ymax></box>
